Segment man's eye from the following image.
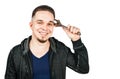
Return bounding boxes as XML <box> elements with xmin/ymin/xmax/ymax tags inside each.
<box><xmin>48</xmin><ymin>23</ymin><xmax>54</xmax><ymax>26</ymax></box>
<box><xmin>37</xmin><ymin>21</ymin><xmax>43</xmax><ymax>24</ymax></box>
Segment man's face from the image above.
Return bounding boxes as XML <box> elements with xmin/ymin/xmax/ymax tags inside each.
<box><xmin>30</xmin><ymin>11</ymin><xmax>55</xmax><ymax>43</ymax></box>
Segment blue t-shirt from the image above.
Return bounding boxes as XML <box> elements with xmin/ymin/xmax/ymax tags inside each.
<box><xmin>30</xmin><ymin>51</ymin><xmax>50</xmax><ymax>79</ymax></box>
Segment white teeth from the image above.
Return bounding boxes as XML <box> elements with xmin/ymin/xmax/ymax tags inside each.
<box><xmin>39</xmin><ymin>32</ymin><xmax>47</xmax><ymax>35</ymax></box>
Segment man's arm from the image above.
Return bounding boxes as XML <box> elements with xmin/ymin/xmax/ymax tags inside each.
<box><xmin>63</xmin><ymin>25</ymin><xmax>89</xmax><ymax>73</ymax></box>
<box><xmin>66</xmin><ymin>38</ymin><xmax>89</xmax><ymax>73</ymax></box>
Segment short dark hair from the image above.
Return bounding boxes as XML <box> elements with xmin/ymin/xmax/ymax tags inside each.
<box><xmin>32</xmin><ymin>5</ymin><xmax>55</xmax><ymax>18</ymax></box>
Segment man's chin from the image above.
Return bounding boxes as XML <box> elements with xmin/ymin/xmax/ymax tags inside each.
<box><xmin>37</xmin><ymin>38</ymin><xmax>48</xmax><ymax>43</ymax></box>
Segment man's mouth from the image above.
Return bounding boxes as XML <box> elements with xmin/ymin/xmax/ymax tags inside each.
<box><xmin>39</xmin><ymin>31</ymin><xmax>48</xmax><ymax>36</ymax></box>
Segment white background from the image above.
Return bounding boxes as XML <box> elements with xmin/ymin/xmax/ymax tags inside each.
<box><xmin>0</xmin><ymin>0</ymin><xmax>120</xmax><ymax>79</ymax></box>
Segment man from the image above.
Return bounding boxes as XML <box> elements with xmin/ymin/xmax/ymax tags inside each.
<box><xmin>5</xmin><ymin>5</ymin><xmax>89</xmax><ymax>79</ymax></box>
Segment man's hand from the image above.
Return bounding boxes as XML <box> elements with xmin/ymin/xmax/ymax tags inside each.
<box><xmin>63</xmin><ymin>25</ymin><xmax>81</xmax><ymax>41</ymax></box>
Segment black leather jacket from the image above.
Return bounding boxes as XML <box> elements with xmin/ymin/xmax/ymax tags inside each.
<box><xmin>5</xmin><ymin>36</ymin><xmax>89</xmax><ymax>79</ymax></box>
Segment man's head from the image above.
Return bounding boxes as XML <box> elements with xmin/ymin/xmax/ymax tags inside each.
<box><xmin>29</xmin><ymin>5</ymin><xmax>56</xmax><ymax>43</ymax></box>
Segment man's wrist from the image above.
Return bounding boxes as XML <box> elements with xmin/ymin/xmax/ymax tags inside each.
<box><xmin>72</xmin><ymin>38</ymin><xmax>83</xmax><ymax>49</ymax></box>
<box><xmin>71</xmin><ymin>36</ymin><xmax>81</xmax><ymax>41</ymax></box>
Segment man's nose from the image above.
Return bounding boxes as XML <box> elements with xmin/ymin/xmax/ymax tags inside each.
<box><xmin>42</xmin><ymin>24</ymin><xmax>48</xmax><ymax>30</ymax></box>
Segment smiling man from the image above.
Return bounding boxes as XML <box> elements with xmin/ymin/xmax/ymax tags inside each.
<box><xmin>5</xmin><ymin>5</ymin><xmax>89</xmax><ymax>79</ymax></box>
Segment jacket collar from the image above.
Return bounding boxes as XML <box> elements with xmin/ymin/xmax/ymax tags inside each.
<box><xmin>21</xmin><ymin>36</ymin><xmax>57</xmax><ymax>55</ymax></box>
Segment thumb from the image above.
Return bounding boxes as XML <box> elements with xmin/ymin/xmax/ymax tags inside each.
<box><xmin>62</xmin><ymin>24</ymin><xmax>71</xmax><ymax>33</ymax></box>
<box><xmin>62</xmin><ymin>26</ymin><xmax>69</xmax><ymax>34</ymax></box>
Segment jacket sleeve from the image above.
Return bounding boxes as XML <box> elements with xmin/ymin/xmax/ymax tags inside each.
<box><xmin>5</xmin><ymin>50</ymin><xmax>17</xmax><ymax>79</ymax></box>
<box><xmin>66</xmin><ymin>38</ymin><xmax>89</xmax><ymax>73</ymax></box>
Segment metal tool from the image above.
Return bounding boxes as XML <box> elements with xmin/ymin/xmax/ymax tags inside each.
<box><xmin>54</xmin><ymin>19</ymin><xmax>81</xmax><ymax>35</ymax></box>
<box><xmin>54</xmin><ymin>19</ymin><xmax>66</xmax><ymax>28</ymax></box>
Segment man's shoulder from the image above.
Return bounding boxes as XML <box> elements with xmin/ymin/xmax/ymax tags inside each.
<box><xmin>11</xmin><ymin>36</ymin><xmax>31</xmax><ymax>54</ymax></box>
<box><xmin>50</xmin><ymin>37</ymin><xmax>65</xmax><ymax>45</ymax></box>
<box><xmin>9</xmin><ymin>44</ymin><xmax>22</xmax><ymax>56</ymax></box>
<box><xmin>50</xmin><ymin>37</ymin><xmax>68</xmax><ymax>50</ymax></box>
<box><xmin>9</xmin><ymin>37</ymin><xmax>29</xmax><ymax>56</ymax></box>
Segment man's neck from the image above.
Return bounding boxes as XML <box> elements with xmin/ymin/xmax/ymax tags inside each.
<box><xmin>29</xmin><ymin>37</ymin><xmax>50</xmax><ymax>58</ymax></box>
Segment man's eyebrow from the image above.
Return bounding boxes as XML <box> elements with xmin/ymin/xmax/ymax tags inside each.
<box><xmin>49</xmin><ymin>20</ymin><xmax>54</xmax><ymax>23</ymax></box>
<box><xmin>36</xmin><ymin>20</ymin><xmax>43</xmax><ymax>22</ymax></box>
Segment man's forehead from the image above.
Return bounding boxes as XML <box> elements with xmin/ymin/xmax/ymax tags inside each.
<box><xmin>35</xmin><ymin>11</ymin><xmax>54</xmax><ymax>17</ymax></box>
<box><xmin>33</xmin><ymin>15</ymin><xmax>54</xmax><ymax>22</ymax></box>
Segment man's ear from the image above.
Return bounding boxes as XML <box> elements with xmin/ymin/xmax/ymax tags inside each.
<box><xmin>29</xmin><ymin>21</ymin><xmax>33</xmax><ymax>28</ymax></box>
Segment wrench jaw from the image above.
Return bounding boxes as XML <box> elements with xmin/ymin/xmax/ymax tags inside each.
<box><xmin>54</xmin><ymin>19</ymin><xmax>66</xmax><ymax>27</ymax></box>
<box><xmin>54</xmin><ymin>19</ymin><xmax>81</xmax><ymax>35</ymax></box>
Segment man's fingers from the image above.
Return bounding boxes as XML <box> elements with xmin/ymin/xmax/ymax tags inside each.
<box><xmin>67</xmin><ymin>25</ymin><xmax>80</xmax><ymax>34</ymax></box>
